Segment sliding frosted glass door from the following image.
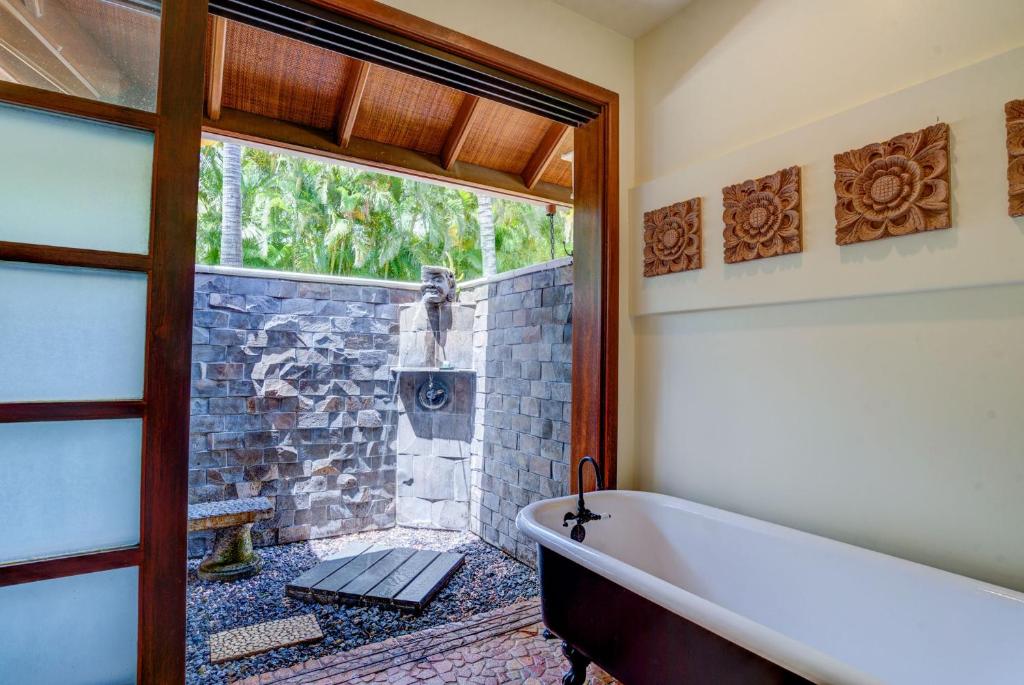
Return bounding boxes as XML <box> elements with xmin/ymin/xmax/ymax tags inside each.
<box><xmin>0</xmin><ymin>103</ymin><xmax>151</xmax><ymax>684</ymax></box>
<box><xmin>0</xmin><ymin>2</ymin><xmax>207</xmax><ymax>683</ymax></box>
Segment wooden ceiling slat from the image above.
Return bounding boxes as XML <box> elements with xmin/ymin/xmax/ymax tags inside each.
<box><xmin>336</xmin><ymin>60</ymin><xmax>370</xmax><ymax>147</ymax></box>
<box><xmin>351</xmin><ymin>64</ymin><xmax>463</xmax><ymax>156</ymax></box>
<box><xmin>223</xmin><ymin>21</ymin><xmax>351</xmax><ymax>130</ymax></box>
<box><xmin>207</xmin><ymin>17</ymin><xmax>574</xmax><ymax>199</ymax></box>
<box><xmin>441</xmin><ymin>93</ymin><xmax>480</xmax><ymax>170</ymax></box>
<box><xmin>540</xmin><ymin>130</ymin><xmax>574</xmax><ymax>187</ymax></box>
<box><xmin>205</xmin><ymin>107</ymin><xmax>572</xmax><ymax>206</ymax></box>
<box><xmin>205</xmin><ymin>16</ymin><xmax>228</xmax><ymax>120</ymax></box>
<box><xmin>522</xmin><ymin>121</ymin><xmax>570</xmax><ymax>190</ymax></box>
<box><xmin>458</xmin><ymin>98</ymin><xmax>552</xmax><ymax>175</ymax></box>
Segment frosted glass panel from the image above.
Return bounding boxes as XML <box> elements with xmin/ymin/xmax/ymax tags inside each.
<box><xmin>0</xmin><ymin>0</ymin><xmax>162</xmax><ymax>111</ymax></box>
<box><xmin>0</xmin><ymin>263</ymin><xmax>147</xmax><ymax>402</ymax></box>
<box><xmin>0</xmin><ymin>567</ymin><xmax>138</xmax><ymax>685</ymax></box>
<box><xmin>0</xmin><ymin>104</ymin><xmax>153</xmax><ymax>254</ymax></box>
<box><xmin>0</xmin><ymin>420</ymin><xmax>141</xmax><ymax>563</ymax></box>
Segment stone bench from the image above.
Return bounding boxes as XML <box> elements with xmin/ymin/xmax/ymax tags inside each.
<box><xmin>188</xmin><ymin>497</ymin><xmax>274</xmax><ymax>581</ymax></box>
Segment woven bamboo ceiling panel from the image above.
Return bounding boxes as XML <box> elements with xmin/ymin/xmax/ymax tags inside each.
<box><xmin>221</xmin><ymin>22</ymin><xmax>354</xmax><ymax>131</ymax></box>
<box><xmin>352</xmin><ymin>67</ymin><xmax>465</xmax><ymax>156</ymax></box>
<box><xmin>457</xmin><ymin>98</ymin><xmax>553</xmax><ymax>175</ymax></box>
<box><xmin>203</xmin><ymin>18</ymin><xmax>575</xmax><ymax>202</ymax></box>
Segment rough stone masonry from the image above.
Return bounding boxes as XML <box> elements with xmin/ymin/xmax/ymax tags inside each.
<box><xmin>188</xmin><ymin>260</ymin><xmax>572</xmax><ymax>567</ymax></box>
<box><xmin>466</xmin><ymin>261</ymin><xmax>573</xmax><ymax>566</ymax></box>
<box><xmin>188</xmin><ymin>269</ymin><xmax>415</xmax><ymax>556</ymax></box>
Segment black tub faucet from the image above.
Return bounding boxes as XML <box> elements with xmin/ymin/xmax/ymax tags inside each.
<box><xmin>563</xmin><ymin>455</ymin><xmax>607</xmax><ymax>542</ymax></box>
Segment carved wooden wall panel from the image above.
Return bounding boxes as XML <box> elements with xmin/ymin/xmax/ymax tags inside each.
<box><xmin>722</xmin><ymin>166</ymin><xmax>802</xmax><ymax>263</ymax></box>
<box><xmin>643</xmin><ymin>197</ymin><xmax>702</xmax><ymax>277</ymax></box>
<box><xmin>834</xmin><ymin>123</ymin><xmax>951</xmax><ymax>244</ymax></box>
<box><xmin>1008</xmin><ymin>100</ymin><xmax>1024</xmax><ymax>218</ymax></box>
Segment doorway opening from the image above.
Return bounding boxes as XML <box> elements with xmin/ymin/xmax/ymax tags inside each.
<box><xmin>186</xmin><ymin>136</ymin><xmax>576</xmax><ymax>682</ymax></box>
<box><xmin>0</xmin><ymin>1</ymin><xmax>616</xmax><ymax>683</ymax></box>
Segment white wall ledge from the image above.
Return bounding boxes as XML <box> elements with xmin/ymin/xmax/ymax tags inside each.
<box><xmin>196</xmin><ymin>257</ymin><xmax>573</xmax><ymax>293</ymax></box>
<box><xmin>460</xmin><ymin>257</ymin><xmax>573</xmax><ymax>290</ymax></box>
<box><xmin>195</xmin><ymin>264</ymin><xmax>421</xmax><ymax>290</ymax></box>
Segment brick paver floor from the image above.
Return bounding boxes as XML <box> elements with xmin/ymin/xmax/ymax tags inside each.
<box><xmin>238</xmin><ymin>599</ymin><xmax>618</xmax><ymax>684</ymax></box>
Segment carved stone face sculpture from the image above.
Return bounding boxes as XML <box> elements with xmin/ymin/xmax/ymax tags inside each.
<box><xmin>419</xmin><ymin>265</ymin><xmax>456</xmax><ymax>304</ymax></box>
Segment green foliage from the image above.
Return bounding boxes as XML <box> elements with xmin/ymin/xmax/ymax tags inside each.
<box><xmin>196</xmin><ymin>141</ymin><xmax>572</xmax><ymax>281</ymax></box>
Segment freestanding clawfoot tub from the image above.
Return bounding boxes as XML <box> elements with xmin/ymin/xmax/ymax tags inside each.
<box><xmin>516</xmin><ymin>490</ymin><xmax>1024</xmax><ymax>684</ymax></box>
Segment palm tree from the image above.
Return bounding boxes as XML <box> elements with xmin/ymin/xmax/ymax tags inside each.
<box><xmin>220</xmin><ymin>142</ymin><xmax>243</xmax><ymax>267</ymax></box>
<box><xmin>477</xmin><ymin>194</ymin><xmax>497</xmax><ymax>277</ymax></box>
<box><xmin>195</xmin><ymin>140</ymin><xmax>571</xmax><ymax>279</ymax></box>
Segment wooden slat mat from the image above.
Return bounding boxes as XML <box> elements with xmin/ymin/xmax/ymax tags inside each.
<box><xmin>286</xmin><ymin>545</ymin><xmax>464</xmax><ymax>611</ymax></box>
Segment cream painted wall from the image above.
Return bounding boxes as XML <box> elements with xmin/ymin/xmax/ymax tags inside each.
<box><xmin>634</xmin><ymin>0</ymin><xmax>1024</xmax><ymax>590</ymax></box>
<box><xmin>636</xmin><ymin>0</ymin><xmax>1024</xmax><ymax>182</ymax></box>
<box><xmin>379</xmin><ymin>0</ymin><xmax>639</xmax><ymax>486</ymax></box>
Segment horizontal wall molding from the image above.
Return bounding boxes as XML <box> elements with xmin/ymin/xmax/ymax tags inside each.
<box><xmin>0</xmin><ymin>81</ymin><xmax>158</xmax><ymax>131</ymax></box>
<box><xmin>0</xmin><ymin>547</ymin><xmax>140</xmax><ymax>587</ymax></box>
<box><xmin>0</xmin><ymin>243</ymin><xmax>151</xmax><ymax>272</ymax></box>
<box><xmin>0</xmin><ymin>401</ymin><xmax>146</xmax><ymax>423</ymax></box>
<box><xmin>631</xmin><ymin>47</ymin><xmax>1024</xmax><ymax>317</ymax></box>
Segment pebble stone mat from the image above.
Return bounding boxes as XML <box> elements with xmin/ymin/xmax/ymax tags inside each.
<box><xmin>209</xmin><ymin>614</ymin><xmax>323</xmax><ymax>664</ymax></box>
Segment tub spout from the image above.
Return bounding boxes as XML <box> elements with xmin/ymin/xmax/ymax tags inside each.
<box><xmin>563</xmin><ymin>456</ymin><xmax>606</xmax><ymax>542</ymax></box>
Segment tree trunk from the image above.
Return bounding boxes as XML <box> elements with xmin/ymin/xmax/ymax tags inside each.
<box><xmin>478</xmin><ymin>194</ymin><xmax>497</xmax><ymax>277</ymax></box>
<box><xmin>220</xmin><ymin>142</ymin><xmax>243</xmax><ymax>267</ymax></box>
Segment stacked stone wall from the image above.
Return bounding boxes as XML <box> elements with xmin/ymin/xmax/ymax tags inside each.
<box><xmin>187</xmin><ymin>260</ymin><xmax>572</xmax><ymax>563</ymax></box>
<box><xmin>466</xmin><ymin>261</ymin><xmax>573</xmax><ymax>566</ymax></box>
<box><xmin>188</xmin><ymin>268</ymin><xmax>416</xmax><ymax>555</ymax></box>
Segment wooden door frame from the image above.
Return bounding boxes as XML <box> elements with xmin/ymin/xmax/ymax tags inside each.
<box><xmin>0</xmin><ymin>1</ymin><xmax>616</xmax><ymax>682</ymax></box>
<box><xmin>212</xmin><ymin>0</ymin><xmax>621</xmax><ymax>492</ymax></box>
<box><xmin>0</xmin><ymin>2</ymin><xmax>207</xmax><ymax>683</ymax></box>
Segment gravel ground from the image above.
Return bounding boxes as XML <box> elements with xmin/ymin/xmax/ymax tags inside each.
<box><xmin>186</xmin><ymin>528</ymin><xmax>539</xmax><ymax>685</ymax></box>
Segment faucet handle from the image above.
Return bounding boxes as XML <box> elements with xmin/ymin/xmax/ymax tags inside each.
<box><xmin>562</xmin><ymin>511</ymin><xmax>578</xmax><ymax>527</ymax></box>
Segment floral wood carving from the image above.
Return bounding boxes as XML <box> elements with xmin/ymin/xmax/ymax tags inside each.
<box><xmin>643</xmin><ymin>198</ymin><xmax>702</xmax><ymax>277</ymax></box>
<box><xmin>834</xmin><ymin>123</ymin><xmax>950</xmax><ymax>245</ymax></box>
<box><xmin>1008</xmin><ymin>100</ymin><xmax>1024</xmax><ymax>218</ymax></box>
<box><xmin>722</xmin><ymin>166</ymin><xmax>802</xmax><ymax>263</ymax></box>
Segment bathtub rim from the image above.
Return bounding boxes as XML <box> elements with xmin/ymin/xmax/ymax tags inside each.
<box><xmin>517</xmin><ymin>489</ymin><xmax>1024</xmax><ymax>685</ymax></box>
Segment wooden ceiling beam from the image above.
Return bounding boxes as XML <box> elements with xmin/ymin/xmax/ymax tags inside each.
<box><xmin>522</xmin><ymin>121</ymin><xmax>570</xmax><ymax>190</ymax></box>
<box><xmin>205</xmin><ymin>107</ymin><xmax>572</xmax><ymax>206</ymax></box>
<box><xmin>205</xmin><ymin>16</ymin><xmax>228</xmax><ymax>120</ymax></box>
<box><xmin>440</xmin><ymin>93</ymin><xmax>480</xmax><ymax>170</ymax></box>
<box><xmin>336</xmin><ymin>60</ymin><xmax>371</xmax><ymax>147</ymax></box>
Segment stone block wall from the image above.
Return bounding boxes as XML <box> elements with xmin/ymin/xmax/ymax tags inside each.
<box><xmin>187</xmin><ymin>260</ymin><xmax>572</xmax><ymax>563</ymax></box>
<box><xmin>395</xmin><ymin>369</ymin><xmax>474</xmax><ymax>529</ymax></box>
<box><xmin>188</xmin><ymin>267</ymin><xmax>418</xmax><ymax>556</ymax></box>
<box><xmin>395</xmin><ymin>301</ymin><xmax>476</xmax><ymax>530</ymax></box>
<box><xmin>465</xmin><ymin>260</ymin><xmax>574</xmax><ymax>566</ymax></box>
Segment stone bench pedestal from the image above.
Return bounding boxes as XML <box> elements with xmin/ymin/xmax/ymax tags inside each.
<box><xmin>188</xmin><ymin>497</ymin><xmax>274</xmax><ymax>581</ymax></box>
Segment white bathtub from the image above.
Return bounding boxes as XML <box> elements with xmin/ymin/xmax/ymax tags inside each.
<box><xmin>517</xmin><ymin>490</ymin><xmax>1024</xmax><ymax>684</ymax></box>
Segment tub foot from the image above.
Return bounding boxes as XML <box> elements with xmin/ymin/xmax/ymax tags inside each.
<box><xmin>561</xmin><ymin>642</ymin><xmax>591</xmax><ymax>685</ymax></box>
<box><xmin>542</xmin><ymin>628</ymin><xmax>556</xmax><ymax>640</ymax></box>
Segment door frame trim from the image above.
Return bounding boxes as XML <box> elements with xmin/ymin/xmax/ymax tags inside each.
<box><xmin>204</xmin><ymin>0</ymin><xmax>620</xmax><ymax>492</ymax></box>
